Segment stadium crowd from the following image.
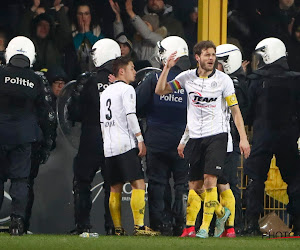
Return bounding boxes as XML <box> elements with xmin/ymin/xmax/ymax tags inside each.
<box><xmin>0</xmin><ymin>0</ymin><xmax>300</xmax><ymax>238</ymax></box>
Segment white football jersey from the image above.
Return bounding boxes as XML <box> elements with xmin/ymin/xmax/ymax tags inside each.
<box><xmin>169</xmin><ymin>69</ymin><xmax>237</xmax><ymax>139</ymax></box>
<box><xmin>100</xmin><ymin>81</ymin><xmax>137</xmax><ymax>157</ymax></box>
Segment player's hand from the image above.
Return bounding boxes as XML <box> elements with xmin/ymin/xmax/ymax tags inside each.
<box><xmin>165</xmin><ymin>52</ymin><xmax>179</xmax><ymax>69</ymax></box>
<box><xmin>138</xmin><ymin>141</ymin><xmax>146</xmax><ymax>157</ymax></box>
<box><xmin>177</xmin><ymin>143</ymin><xmax>185</xmax><ymax>158</ymax></box>
<box><xmin>239</xmin><ymin>138</ymin><xmax>250</xmax><ymax>159</ymax></box>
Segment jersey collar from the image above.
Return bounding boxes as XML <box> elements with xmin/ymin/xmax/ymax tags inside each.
<box><xmin>196</xmin><ymin>68</ymin><xmax>216</xmax><ymax>78</ymax></box>
<box><xmin>113</xmin><ymin>80</ymin><xmax>127</xmax><ymax>84</ymax></box>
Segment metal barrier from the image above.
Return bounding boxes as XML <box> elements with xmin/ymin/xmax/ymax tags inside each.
<box><xmin>238</xmin><ymin>155</ymin><xmax>290</xmax><ymax>225</ymax></box>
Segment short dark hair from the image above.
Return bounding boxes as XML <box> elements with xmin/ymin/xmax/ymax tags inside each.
<box><xmin>112</xmin><ymin>56</ymin><xmax>132</xmax><ymax>76</ymax></box>
<box><xmin>193</xmin><ymin>40</ymin><xmax>216</xmax><ymax>55</ymax></box>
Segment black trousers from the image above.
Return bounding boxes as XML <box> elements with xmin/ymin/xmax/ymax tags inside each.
<box><xmin>0</xmin><ymin>143</ymin><xmax>31</xmax><ymax>219</ymax></box>
<box><xmin>24</xmin><ymin>142</ymin><xmax>42</xmax><ymax>231</ymax></box>
<box><xmin>244</xmin><ymin>126</ymin><xmax>300</xmax><ymax>219</ymax></box>
<box><xmin>146</xmin><ymin>149</ymin><xmax>189</xmax><ymax>230</ymax></box>
<box><xmin>73</xmin><ymin>127</ymin><xmax>113</xmax><ymax>230</ymax></box>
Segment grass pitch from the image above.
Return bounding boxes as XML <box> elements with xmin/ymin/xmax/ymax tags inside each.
<box><xmin>0</xmin><ymin>233</ymin><xmax>299</xmax><ymax>250</ymax></box>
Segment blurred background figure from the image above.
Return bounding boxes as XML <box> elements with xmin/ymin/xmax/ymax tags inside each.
<box><xmin>110</xmin><ymin>0</ymin><xmax>167</xmax><ymax>68</ymax></box>
<box><xmin>142</xmin><ymin>0</ymin><xmax>185</xmax><ymax>38</ymax></box>
<box><xmin>71</xmin><ymin>0</ymin><xmax>105</xmax><ymax>74</ymax></box>
<box><xmin>18</xmin><ymin>0</ymin><xmax>73</xmax><ymax>74</ymax></box>
<box><xmin>0</xmin><ymin>27</ymin><xmax>8</xmax><ymax>65</ymax></box>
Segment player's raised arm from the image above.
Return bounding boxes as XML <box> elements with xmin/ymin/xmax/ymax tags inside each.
<box><xmin>155</xmin><ymin>52</ymin><xmax>178</xmax><ymax>95</ymax></box>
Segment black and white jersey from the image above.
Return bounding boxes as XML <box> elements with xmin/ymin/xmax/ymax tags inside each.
<box><xmin>169</xmin><ymin>69</ymin><xmax>237</xmax><ymax>139</ymax></box>
<box><xmin>100</xmin><ymin>81</ymin><xmax>138</xmax><ymax>157</ymax></box>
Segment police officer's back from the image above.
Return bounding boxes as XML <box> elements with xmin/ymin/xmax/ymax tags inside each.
<box><xmin>244</xmin><ymin>37</ymin><xmax>300</xmax><ymax>235</ymax></box>
<box><xmin>0</xmin><ymin>36</ymin><xmax>54</xmax><ymax>236</ymax></box>
<box><xmin>68</xmin><ymin>39</ymin><xmax>121</xmax><ymax>235</ymax></box>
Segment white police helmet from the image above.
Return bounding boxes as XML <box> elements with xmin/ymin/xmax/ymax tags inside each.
<box><xmin>252</xmin><ymin>37</ymin><xmax>287</xmax><ymax>71</ymax></box>
<box><xmin>91</xmin><ymin>38</ymin><xmax>121</xmax><ymax>67</ymax></box>
<box><xmin>156</xmin><ymin>36</ymin><xmax>189</xmax><ymax>64</ymax></box>
<box><xmin>5</xmin><ymin>36</ymin><xmax>36</xmax><ymax>67</ymax></box>
<box><xmin>216</xmin><ymin>44</ymin><xmax>242</xmax><ymax>75</ymax></box>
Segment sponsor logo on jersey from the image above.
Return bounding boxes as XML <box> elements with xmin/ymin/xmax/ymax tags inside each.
<box><xmin>189</xmin><ymin>91</ymin><xmax>217</xmax><ymax>106</ymax></box>
<box><xmin>4</xmin><ymin>76</ymin><xmax>35</xmax><ymax>88</ymax></box>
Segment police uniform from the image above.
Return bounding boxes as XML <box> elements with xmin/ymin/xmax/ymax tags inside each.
<box><xmin>69</xmin><ymin>60</ymin><xmax>114</xmax><ymax>234</ymax></box>
<box><xmin>244</xmin><ymin>63</ymin><xmax>300</xmax><ymax>234</ymax></box>
<box><xmin>135</xmin><ymin>66</ymin><xmax>188</xmax><ymax>235</ymax></box>
<box><xmin>0</xmin><ymin>61</ymin><xmax>54</xmax><ymax>235</ymax></box>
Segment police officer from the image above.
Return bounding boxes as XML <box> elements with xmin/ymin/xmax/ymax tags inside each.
<box><xmin>244</xmin><ymin>37</ymin><xmax>300</xmax><ymax>236</ymax></box>
<box><xmin>0</xmin><ymin>36</ymin><xmax>55</xmax><ymax>236</ymax></box>
<box><xmin>68</xmin><ymin>38</ymin><xmax>121</xmax><ymax>235</ymax></box>
<box><xmin>216</xmin><ymin>44</ymin><xmax>249</xmax><ymax>236</ymax></box>
<box><xmin>136</xmin><ymin>36</ymin><xmax>190</xmax><ymax>236</ymax></box>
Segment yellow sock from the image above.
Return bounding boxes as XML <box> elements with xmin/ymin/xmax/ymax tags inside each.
<box><xmin>186</xmin><ymin>189</ymin><xmax>202</xmax><ymax>226</ymax></box>
<box><xmin>109</xmin><ymin>192</ymin><xmax>122</xmax><ymax>228</ymax></box>
<box><xmin>200</xmin><ymin>187</ymin><xmax>224</xmax><ymax>231</ymax></box>
<box><xmin>130</xmin><ymin>189</ymin><xmax>145</xmax><ymax>226</ymax></box>
<box><xmin>220</xmin><ymin>189</ymin><xmax>235</xmax><ymax>227</ymax></box>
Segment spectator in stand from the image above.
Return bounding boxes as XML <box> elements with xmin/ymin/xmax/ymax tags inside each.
<box><xmin>0</xmin><ymin>27</ymin><xmax>8</xmax><ymax>65</ymax></box>
<box><xmin>71</xmin><ymin>0</ymin><xmax>105</xmax><ymax>73</ymax></box>
<box><xmin>287</xmin><ymin>14</ymin><xmax>300</xmax><ymax>71</ymax></box>
<box><xmin>18</xmin><ymin>0</ymin><xmax>72</xmax><ymax>72</ymax></box>
<box><xmin>143</xmin><ymin>0</ymin><xmax>185</xmax><ymax>38</ymax></box>
<box><xmin>183</xmin><ymin>5</ymin><xmax>198</xmax><ymax>68</ymax></box>
<box><xmin>258</xmin><ymin>0</ymin><xmax>297</xmax><ymax>44</ymax></box>
<box><xmin>110</xmin><ymin>0</ymin><xmax>167</xmax><ymax>68</ymax></box>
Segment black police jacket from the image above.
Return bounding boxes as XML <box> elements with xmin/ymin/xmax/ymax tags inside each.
<box><xmin>248</xmin><ymin>64</ymin><xmax>300</xmax><ymax>130</ymax></box>
<box><xmin>136</xmin><ymin>66</ymin><xmax>187</xmax><ymax>152</ymax></box>
<box><xmin>0</xmin><ymin>64</ymin><xmax>54</xmax><ymax>144</ymax></box>
<box><xmin>69</xmin><ymin>60</ymin><xmax>114</xmax><ymax>128</ymax></box>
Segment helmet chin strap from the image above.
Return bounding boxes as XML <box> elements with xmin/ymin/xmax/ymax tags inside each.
<box><xmin>9</xmin><ymin>55</ymin><xmax>31</xmax><ymax>68</ymax></box>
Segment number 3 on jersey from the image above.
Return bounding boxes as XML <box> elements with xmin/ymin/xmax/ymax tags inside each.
<box><xmin>106</xmin><ymin>98</ymin><xmax>112</xmax><ymax>120</ymax></box>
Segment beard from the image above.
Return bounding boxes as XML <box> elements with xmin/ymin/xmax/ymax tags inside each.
<box><xmin>199</xmin><ymin>60</ymin><xmax>214</xmax><ymax>72</ymax></box>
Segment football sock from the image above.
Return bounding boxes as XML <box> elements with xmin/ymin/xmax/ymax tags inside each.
<box><xmin>220</xmin><ymin>189</ymin><xmax>235</xmax><ymax>227</ymax></box>
<box><xmin>109</xmin><ymin>192</ymin><xmax>122</xmax><ymax>228</ymax></box>
<box><xmin>131</xmin><ymin>189</ymin><xmax>145</xmax><ymax>227</ymax></box>
<box><xmin>186</xmin><ymin>189</ymin><xmax>202</xmax><ymax>226</ymax></box>
<box><xmin>200</xmin><ymin>187</ymin><xmax>224</xmax><ymax>231</ymax></box>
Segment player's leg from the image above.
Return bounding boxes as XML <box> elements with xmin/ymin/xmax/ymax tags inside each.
<box><xmin>181</xmin><ymin>138</ymin><xmax>205</xmax><ymax>237</ymax></box>
<box><xmin>218</xmin><ymin>183</ymin><xmax>236</xmax><ymax>237</ymax></box>
<box><xmin>109</xmin><ymin>183</ymin><xmax>124</xmax><ymax>235</ymax></box>
<box><xmin>198</xmin><ymin>133</ymin><xmax>229</xmax><ymax>238</ymax></box>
